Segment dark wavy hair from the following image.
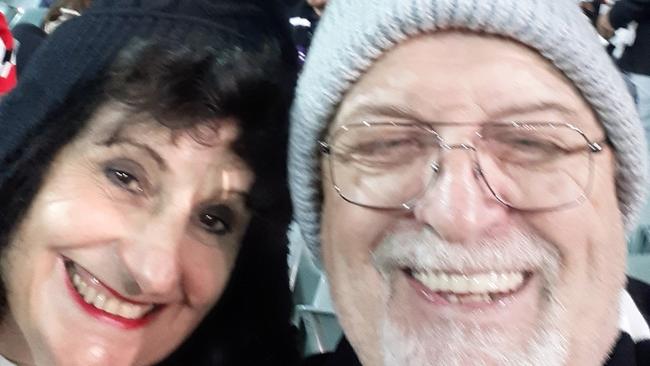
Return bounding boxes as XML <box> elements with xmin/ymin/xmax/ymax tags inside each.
<box><xmin>0</xmin><ymin>30</ymin><xmax>299</xmax><ymax>366</ymax></box>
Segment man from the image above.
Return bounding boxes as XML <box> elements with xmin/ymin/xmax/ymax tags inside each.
<box><xmin>289</xmin><ymin>0</ymin><xmax>650</xmax><ymax>365</ymax></box>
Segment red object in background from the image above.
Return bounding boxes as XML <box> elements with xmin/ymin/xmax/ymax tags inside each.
<box><xmin>0</xmin><ymin>13</ymin><xmax>17</xmax><ymax>95</ymax></box>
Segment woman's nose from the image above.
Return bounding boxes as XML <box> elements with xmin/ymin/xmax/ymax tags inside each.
<box><xmin>120</xmin><ymin>209</ymin><xmax>188</xmax><ymax>300</ymax></box>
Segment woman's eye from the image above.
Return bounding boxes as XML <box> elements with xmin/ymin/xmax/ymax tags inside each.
<box><xmin>199</xmin><ymin>212</ymin><xmax>231</xmax><ymax>236</ymax></box>
<box><xmin>105</xmin><ymin>168</ymin><xmax>144</xmax><ymax>194</ymax></box>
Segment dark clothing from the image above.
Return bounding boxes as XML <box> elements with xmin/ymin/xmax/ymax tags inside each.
<box><xmin>11</xmin><ymin>23</ymin><xmax>46</xmax><ymax>75</ymax></box>
<box><xmin>288</xmin><ymin>2</ymin><xmax>319</xmax><ymax>47</ymax></box>
<box><xmin>304</xmin><ymin>336</ymin><xmax>650</xmax><ymax>366</ymax></box>
<box><xmin>609</xmin><ymin>0</ymin><xmax>650</xmax><ymax>76</ymax></box>
<box><xmin>302</xmin><ymin>337</ymin><xmax>360</xmax><ymax>366</ymax></box>
<box><xmin>607</xmin><ymin>333</ymin><xmax>650</xmax><ymax>366</ymax></box>
<box><xmin>303</xmin><ymin>278</ymin><xmax>650</xmax><ymax>366</ymax></box>
<box><xmin>582</xmin><ymin>0</ymin><xmax>607</xmax><ymax>25</ymax></box>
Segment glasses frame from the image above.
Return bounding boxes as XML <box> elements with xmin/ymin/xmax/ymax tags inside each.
<box><xmin>319</xmin><ymin>121</ymin><xmax>607</xmax><ymax>213</ymax></box>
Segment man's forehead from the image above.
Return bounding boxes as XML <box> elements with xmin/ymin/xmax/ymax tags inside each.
<box><xmin>332</xmin><ymin>32</ymin><xmax>601</xmax><ymax>134</ymax></box>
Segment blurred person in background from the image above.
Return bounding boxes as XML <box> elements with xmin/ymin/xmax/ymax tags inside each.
<box><xmin>598</xmin><ymin>0</ymin><xmax>650</xmax><ymax>254</ymax></box>
<box><xmin>580</xmin><ymin>1</ymin><xmax>612</xmax><ymax>25</ymax></box>
<box><xmin>598</xmin><ymin>0</ymin><xmax>650</xmax><ymax>148</ymax></box>
<box><xmin>0</xmin><ymin>13</ymin><xmax>16</xmax><ymax>96</ymax></box>
<box><xmin>12</xmin><ymin>0</ymin><xmax>90</xmax><ymax>76</ymax></box>
<box><xmin>306</xmin><ymin>0</ymin><xmax>326</xmax><ymax>16</ymax></box>
<box><xmin>290</xmin><ymin>0</ymin><xmax>650</xmax><ymax>365</ymax></box>
<box><xmin>0</xmin><ymin>0</ymin><xmax>299</xmax><ymax>365</ymax></box>
<box><xmin>43</xmin><ymin>0</ymin><xmax>91</xmax><ymax>34</ymax></box>
<box><xmin>287</xmin><ymin>0</ymin><xmax>328</xmax><ymax>68</ymax></box>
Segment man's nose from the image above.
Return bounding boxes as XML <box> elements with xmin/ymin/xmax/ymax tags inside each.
<box><xmin>120</xmin><ymin>209</ymin><xmax>188</xmax><ymax>300</ymax></box>
<box><xmin>413</xmin><ymin>146</ymin><xmax>510</xmax><ymax>243</ymax></box>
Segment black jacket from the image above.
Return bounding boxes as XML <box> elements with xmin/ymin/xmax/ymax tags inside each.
<box><xmin>609</xmin><ymin>0</ymin><xmax>650</xmax><ymax>76</ymax></box>
<box><xmin>303</xmin><ymin>278</ymin><xmax>650</xmax><ymax>366</ymax></box>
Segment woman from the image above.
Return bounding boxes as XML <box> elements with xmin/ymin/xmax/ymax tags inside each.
<box><xmin>0</xmin><ymin>0</ymin><xmax>298</xmax><ymax>365</ymax></box>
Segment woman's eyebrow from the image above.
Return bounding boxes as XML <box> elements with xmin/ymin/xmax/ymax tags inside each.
<box><xmin>100</xmin><ymin>135</ymin><xmax>168</xmax><ymax>171</ymax></box>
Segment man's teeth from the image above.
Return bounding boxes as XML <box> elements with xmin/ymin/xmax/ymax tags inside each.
<box><xmin>412</xmin><ymin>270</ymin><xmax>525</xmax><ymax>301</ymax></box>
<box><xmin>72</xmin><ymin>273</ymin><xmax>153</xmax><ymax>319</ymax></box>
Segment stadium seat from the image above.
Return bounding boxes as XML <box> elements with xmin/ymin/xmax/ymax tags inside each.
<box><xmin>628</xmin><ymin>255</ymin><xmax>650</xmax><ymax>284</ymax></box>
<box><xmin>9</xmin><ymin>6</ymin><xmax>46</xmax><ymax>27</ymax></box>
<box><xmin>0</xmin><ymin>3</ymin><xmax>18</xmax><ymax>24</ymax></box>
<box><xmin>289</xmin><ymin>223</ymin><xmax>342</xmax><ymax>356</ymax></box>
<box><xmin>4</xmin><ymin>0</ymin><xmax>41</xmax><ymax>10</ymax></box>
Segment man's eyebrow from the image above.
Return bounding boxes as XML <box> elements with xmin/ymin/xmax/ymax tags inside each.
<box><xmin>341</xmin><ymin>103</ymin><xmax>424</xmax><ymax>123</ymax></box>
<box><xmin>344</xmin><ymin>101</ymin><xmax>579</xmax><ymax>122</ymax></box>
<box><xmin>489</xmin><ymin>101</ymin><xmax>580</xmax><ymax>121</ymax></box>
<box><xmin>101</xmin><ymin>135</ymin><xmax>168</xmax><ymax>171</ymax></box>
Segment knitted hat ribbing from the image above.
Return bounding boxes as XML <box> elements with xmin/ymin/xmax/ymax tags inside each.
<box><xmin>289</xmin><ymin>0</ymin><xmax>648</xmax><ymax>263</ymax></box>
<box><xmin>0</xmin><ymin>0</ymin><xmax>294</xmax><ymax>189</ymax></box>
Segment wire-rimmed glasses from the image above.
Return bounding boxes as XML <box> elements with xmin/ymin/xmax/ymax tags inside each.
<box><xmin>319</xmin><ymin>121</ymin><xmax>607</xmax><ymax>212</ymax></box>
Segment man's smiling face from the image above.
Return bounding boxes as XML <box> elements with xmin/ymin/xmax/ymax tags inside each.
<box><xmin>320</xmin><ymin>32</ymin><xmax>626</xmax><ymax>366</ymax></box>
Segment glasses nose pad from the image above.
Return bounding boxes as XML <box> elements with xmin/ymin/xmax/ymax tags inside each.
<box><xmin>428</xmin><ymin>148</ymin><xmax>482</xmax><ymax>181</ymax></box>
<box><xmin>430</xmin><ymin>161</ymin><xmax>440</xmax><ymax>174</ymax></box>
<box><xmin>403</xmin><ymin>160</ymin><xmax>440</xmax><ymax>211</ymax></box>
<box><xmin>469</xmin><ymin>151</ymin><xmax>507</xmax><ymax>205</ymax></box>
<box><xmin>428</xmin><ymin>160</ymin><xmax>442</xmax><ymax>189</ymax></box>
<box><xmin>467</xmin><ymin>149</ymin><xmax>490</xmax><ymax>189</ymax></box>
<box><xmin>472</xmin><ymin>162</ymin><xmax>483</xmax><ymax>179</ymax></box>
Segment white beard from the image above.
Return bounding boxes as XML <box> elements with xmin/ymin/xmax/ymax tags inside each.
<box><xmin>373</xmin><ymin>229</ymin><xmax>570</xmax><ymax>366</ymax></box>
<box><xmin>380</xmin><ymin>296</ymin><xmax>569</xmax><ymax>366</ymax></box>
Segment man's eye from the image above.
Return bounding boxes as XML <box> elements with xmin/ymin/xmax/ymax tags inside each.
<box><xmin>486</xmin><ymin>135</ymin><xmax>564</xmax><ymax>165</ymax></box>
<box><xmin>105</xmin><ymin>168</ymin><xmax>144</xmax><ymax>194</ymax></box>
<box><xmin>355</xmin><ymin>138</ymin><xmax>422</xmax><ymax>154</ymax></box>
<box><xmin>198</xmin><ymin>212</ymin><xmax>231</xmax><ymax>236</ymax></box>
<box><xmin>508</xmin><ymin>137</ymin><xmax>562</xmax><ymax>156</ymax></box>
<box><xmin>340</xmin><ymin>137</ymin><xmax>428</xmax><ymax>167</ymax></box>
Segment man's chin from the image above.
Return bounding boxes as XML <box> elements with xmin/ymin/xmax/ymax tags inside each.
<box><xmin>380</xmin><ymin>314</ymin><xmax>569</xmax><ymax>366</ymax></box>
<box><xmin>377</xmin><ymin>270</ymin><xmax>569</xmax><ymax>366</ymax></box>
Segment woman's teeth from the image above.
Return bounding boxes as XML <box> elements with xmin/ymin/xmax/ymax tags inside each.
<box><xmin>412</xmin><ymin>270</ymin><xmax>526</xmax><ymax>304</ymax></box>
<box><xmin>72</xmin><ymin>273</ymin><xmax>153</xmax><ymax>320</ymax></box>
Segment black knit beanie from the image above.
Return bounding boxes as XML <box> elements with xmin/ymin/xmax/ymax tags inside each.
<box><xmin>0</xmin><ymin>0</ymin><xmax>296</xmax><ymax>189</ymax></box>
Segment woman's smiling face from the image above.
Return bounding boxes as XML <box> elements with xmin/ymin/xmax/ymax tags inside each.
<box><xmin>0</xmin><ymin>102</ymin><xmax>254</xmax><ymax>366</ymax></box>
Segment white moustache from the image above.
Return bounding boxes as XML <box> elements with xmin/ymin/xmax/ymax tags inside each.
<box><xmin>371</xmin><ymin>227</ymin><xmax>561</xmax><ymax>277</ymax></box>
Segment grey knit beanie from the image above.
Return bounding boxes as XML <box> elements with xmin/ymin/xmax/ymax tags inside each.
<box><xmin>289</xmin><ymin>0</ymin><xmax>649</xmax><ymax>262</ymax></box>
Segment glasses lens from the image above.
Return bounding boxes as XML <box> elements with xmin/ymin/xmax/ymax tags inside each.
<box><xmin>328</xmin><ymin>123</ymin><xmax>439</xmax><ymax>208</ymax></box>
<box><xmin>476</xmin><ymin>123</ymin><xmax>593</xmax><ymax>210</ymax></box>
